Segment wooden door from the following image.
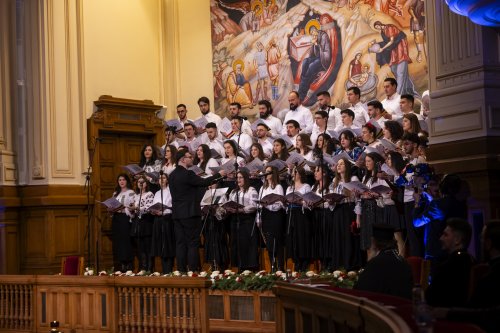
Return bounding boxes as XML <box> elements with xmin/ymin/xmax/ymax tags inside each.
<box><xmin>96</xmin><ymin>132</ymin><xmax>153</xmax><ymax>270</ymax></box>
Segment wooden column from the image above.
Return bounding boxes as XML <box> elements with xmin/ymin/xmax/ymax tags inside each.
<box><xmin>425</xmin><ymin>0</ymin><xmax>500</xmax><ymax>226</ymax></box>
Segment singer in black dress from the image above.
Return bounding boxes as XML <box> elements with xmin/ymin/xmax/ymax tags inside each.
<box><xmin>258</xmin><ymin>166</ymin><xmax>286</xmax><ymax>271</ymax></box>
<box><xmin>286</xmin><ymin>166</ymin><xmax>312</xmax><ymax>272</ymax></box>
<box><xmin>151</xmin><ymin>173</ymin><xmax>175</xmax><ymax>273</ymax></box>
<box><xmin>228</xmin><ymin>170</ymin><xmax>259</xmax><ymax>271</ymax></box>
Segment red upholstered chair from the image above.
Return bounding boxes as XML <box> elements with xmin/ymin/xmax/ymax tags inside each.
<box><xmin>406</xmin><ymin>256</ymin><xmax>422</xmax><ymax>285</ymax></box>
<box><xmin>61</xmin><ymin>256</ymin><xmax>85</xmax><ymax>275</ymax></box>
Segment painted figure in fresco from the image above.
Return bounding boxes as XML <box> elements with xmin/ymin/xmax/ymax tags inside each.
<box><xmin>263</xmin><ymin>0</ymin><xmax>279</xmax><ymax>26</ymax></box>
<box><xmin>371</xmin><ymin>21</ymin><xmax>418</xmax><ymax>97</ymax></box>
<box><xmin>348</xmin><ymin>52</ymin><xmax>363</xmax><ymax>80</ymax></box>
<box><xmin>295</xmin><ymin>14</ymin><xmax>341</xmax><ymax>106</ymax></box>
<box><xmin>226</xmin><ymin>60</ymin><xmax>254</xmax><ymax>108</ymax></box>
<box><xmin>409</xmin><ymin>0</ymin><xmax>426</xmax><ymax>63</ymax></box>
<box><xmin>254</xmin><ymin>42</ymin><xmax>270</xmax><ymax>102</ymax></box>
<box><xmin>297</xmin><ymin>22</ymin><xmax>331</xmax><ymax>101</ymax></box>
<box><xmin>219</xmin><ymin>0</ymin><xmax>263</xmax><ymax>33</ymax></box>
<box><xmin>266</xmin><ymin>38</ymin><xmax>281</xmax><ymax>100</ymax></box>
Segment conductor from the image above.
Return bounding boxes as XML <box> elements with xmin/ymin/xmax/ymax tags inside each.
<box><xmin>169</xmin><ymin>149</ymin><xmax>226</xmax><ymax>272</ymax></box>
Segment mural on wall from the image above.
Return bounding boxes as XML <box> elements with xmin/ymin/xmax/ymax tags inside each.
<box><xmin>211</xmin><ymin>0</ymin><xmax>428</xmax><ymax>117</ymax></box>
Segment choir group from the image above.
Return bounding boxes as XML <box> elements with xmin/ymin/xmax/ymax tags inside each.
<box><xmin>107</xmin><ymin>79</ymin><xmax>435</xmax><ymax>274</ymax></box>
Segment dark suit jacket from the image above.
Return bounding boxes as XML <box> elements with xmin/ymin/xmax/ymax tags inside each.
<box><xmin>426</xmin><ymin>249</ymin><xmax>474</xmax><ymax>307</ymax></box>
<box><xmin>355</xmin><ymin>249</ymin><xmax>413</xmax><ymax>299</ymax></box>
<box><xmin>168</xmin><ymin>165</ymin><xmax>221</xmax><ymax>220</ymax></box>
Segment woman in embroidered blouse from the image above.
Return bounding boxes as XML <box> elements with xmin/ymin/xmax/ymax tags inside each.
<box><xmin>161</xmin><ymin>145</ymin><xmax>177</xmax><ymax>175</ymax></box>
<box><xmin>139</xmin><ymin>144</ymin><xmax>162</xmax><ymax>192</ymax></box>
<box><xmin>335</xmin><ymin>130</ymin><xmax>363</xmax><ymax>161</ymax></box>
<box><xmin>194</xmin><ymin>144</ymin><xmax>219</xmax><ymax>176</ymax></box>
<box><xmin>258</xmin><ymin>166</ymin><xmax>285</xmax><ymax>271</ymax></box>
<box><xmin>285</xmin><ymin>166</ymin><xmax>312</xmax><ymax>272</ymax></box>
<box><xmin>131</xmin><ymin>175</ymin><xmax>155</xmax><ymax>272</ymax></box>
<box><xmin>112</xmin><ymin>173</ymin><xmax>135</xmax><ymax>272</ymax></box>
<box><xmin>150</xmin><ymin>173</ymin><xmax>175</xmax><ymax>274</ymax></box>
<box><xmin>247</xmin><ymin>143</ymin><xmax>267</xmax><ymax>164</ymax></box>
<box><xmin>269</xmin><ymin>138</ymin><xmax>290</xmax><ymax>162</ymax></box>
<box><xmin>228</xmin><ymin>170</ymin><xmax>259</xmax><ymax>271</ymax></box>
<box><xmin>313</xmin><ymin>133</ymin><xmax>335</xmax><ymax>157</ymax></box>
<box><xmin>330</xmin><ymin>157</ymin><xmax>361</xmax><ymax>270</ymax></box>
<box><xmin>358</xmin><ymin>152</ymin><xmax>389</xmax><ymax>258</ymax></box>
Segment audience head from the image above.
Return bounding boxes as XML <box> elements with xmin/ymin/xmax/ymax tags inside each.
<box><xmin>440</xmin><ymin>218</ymin><xmax>472</xmax><ymax>253</ymax></box>
<box><xmin>371</xmin><ymin>224</ymin><xmax>397</xmax><ymax>252</ymax></box>
<box><xmin>482</xmin><ymin>220</ymin><xmax>500</xmax><ymax>261</ymax></box>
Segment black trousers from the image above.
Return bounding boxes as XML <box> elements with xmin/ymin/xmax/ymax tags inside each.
<box><xmin>174</xmin><ymin>217</ymin><xmax>202</xmax><ymax>272</ymax></box>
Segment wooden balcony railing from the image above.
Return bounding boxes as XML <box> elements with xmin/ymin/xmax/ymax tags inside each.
<box><xmin>0</xmin><ymin>275</ymin><xmax>210</xmax><ymax>333</ymax></box>
<box><xmin>273</xmin><ymin>282</ymin><xmax>412</xmax><ymax>333</ymax></box>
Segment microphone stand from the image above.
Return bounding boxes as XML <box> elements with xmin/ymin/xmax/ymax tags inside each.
<box><xmin>286</xmin><ymin>164</ymin><xmax>298</xmax><ymax>275</ymax></box>
<box><xmin>235</xmin><ymin>121</ymin><xmax>243</xmax><ymax>271</ymax></box>
<box><xmin>319</xmin><ymin>107</ymin><xmax>330</xmax><ymax>271</ymax></box>
<box><xmin>200</xmin><ymin>181</ymin><xmax>220</xmax><ymax>271</ymax></box>
<box><xmin>84</xmin><ymin>137</ymin><xmax>100</xmax><ymax>271</ymax></box>
<box><xmin>159</xmin><ymin>170</ymin><xmax>165</xmax><ymax>262</ymax></box>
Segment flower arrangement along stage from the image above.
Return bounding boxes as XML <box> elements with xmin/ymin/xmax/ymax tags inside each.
<box><xmin>83</xmin><ymin>268</ymin><xmax>359</xmax><ymax>291</ymax></box>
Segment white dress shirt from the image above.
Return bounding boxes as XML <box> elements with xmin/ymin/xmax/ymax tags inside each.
<box><xmin>351</xmin><ymin>102</ymin><xmax>370</xmax><ymax>127</ymax></box>
<box><xmin>260</xmin><ymin>115</ymin><xmax>282</xmax><ymax>136</ymax></box>
<box><xmin>230</xmin><ymin>132</ymin><xmax>253</xmax><ymax>151</ymax></box>
<box><xmin>382</xmin><ymin>93</ymin><xmax>402</xmax><ymax>116</ymax></box>
<box><xmin>281</xmin><ymin>105</ymin><xmax>314</xmax><ymax>134</ymax></box>
<box><xmin>198</xmin><ymin>112</ymin><xmax>222</xmax><ymax>128</ymax></box>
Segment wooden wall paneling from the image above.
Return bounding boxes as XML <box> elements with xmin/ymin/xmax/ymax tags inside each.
<box><xmin>88</xmin><ymin>96</ymin><xmax>164</xmax><ymax>272</ymax></box>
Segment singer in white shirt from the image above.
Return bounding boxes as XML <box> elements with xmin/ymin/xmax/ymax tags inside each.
<box><xmin>280</xmin><ymin>91</ymin><xmax>314</xmax><ymax>134</ymax></box>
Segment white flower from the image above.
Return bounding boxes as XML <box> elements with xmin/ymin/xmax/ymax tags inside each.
<box><xmin>218</xmin><ymin>274</ymin><xmax>223</xmax><ymax>279</ymax></box>
<box><xmin>99</xmin><ymin>271</ymin><xmax>107</xmax><ymax>276</ymax></box>
<box><xmin>305</xmin><ymin>271</ymin><xmax>315</xmax><ymax>277</ymax></box>
<box><xmin>333</xmin><ymin>270</ymin><xmax>342</xmax><ymax>278</ymax></box>
<box><xmin>338</xmin><ymin>277</ymin><xmax>343</xmax><ymax>282</ymax></box>
<box><xmin>137</xmin><ymin>270</ymin><xmax>146</xmax><ymax>276</ymax></box>
<box><xmin>173</xmin><ymin>271</ymin><xmax>181</xmax><ymax>276</ymax></box>
<box><xmin>84</xmin><ymin>272</ymin><xmax>89</xmax><ymax>276</ymax></box>
<box><xmin>224</xmin><ymin>269</ymin><xmax>233</xmax><ymax>275</ymax></box>
<box><xmin>242</xmin><ymin>270</ymin><xmax>252</xmax><ymax>276</ymax></box>
<box><xmin>236</xmin><ymin>277</ymin><xmax>241</xmax><ymax>282</ymax></box>
<box><xmin>347</xmin><ymin>271</ymin><xmax>357</xmax><ymax>278</ymax></box>
<box><xmin>291</xmin><ymin>271</ymin><xmax>298</xmax><ymax>278</ymax></box>
<box><xmin>275</xmin><ymin>271</ymin><xmax>283</xmax><ymax>277</ymax></box>
<box><xmin>211</xmin><ymin>271</ymin><xmax>220</xmax><ymax>278</ymax></box>
<box><xmin>125</xmin><ymin>270</ymin><xmax>133</xmax><ymax>276</ymax></box>
<box><xmin>114</xmin><ymin>271</ymin><xmax>122</xmax><ymax>275</ymax></box>
<box><xmin>199</xmin><ymin>271</ymin><xmax>208</xmax><ymax>278</ymax></box>
<box><xmin>187</xmin><ymin>271</ymin><xmax>194</xmax><ymax>277</ymax></box>
<box><xmin>151</xmin><ymin>272</ymin><xmax>161</xmax><ymax>276</ymax></box>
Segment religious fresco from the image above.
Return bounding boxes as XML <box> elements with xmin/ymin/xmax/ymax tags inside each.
<box><xmin>211</xmin><ymin>0</ymin><xmax>428</xmax><ymax>117</ymax></box>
